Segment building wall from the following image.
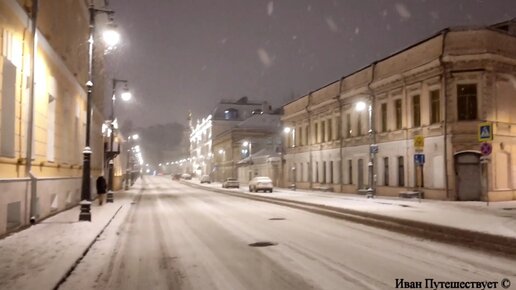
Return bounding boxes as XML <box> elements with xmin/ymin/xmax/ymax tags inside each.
<box><xmin>0</xmin><ymin>0</ymin><xmax>106</xmax><ymax>235</ymax></box>
<box><xmin>282</xmin><ymin>26</ymin><xmax>516</xmax><ymax>201</ymax></box>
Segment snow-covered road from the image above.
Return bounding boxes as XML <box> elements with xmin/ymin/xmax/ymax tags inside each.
<box><xmin>60</xmin><ymin>176</ymin><xmax>516</xmax><ymax>290</ymax></box>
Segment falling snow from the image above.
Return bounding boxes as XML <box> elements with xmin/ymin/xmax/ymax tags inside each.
<box><xmin>354</xmin><ymin>27</ymin><xmax>360</xmax><ymax>35</ymax></box>
<box><xmin>267</xmin><ymin>1</ymin><xmax>274</xmax><ymax>16</ymax></box>
<box><xmin>325</xmin><ymin>16</ymin><xmax>339</xmax><ymax>32</ymax></box>
<box><xmin>257</xmin><ymin>48</ymin><xmax>273</xmax><ymax>68</ymax></box>
<box><xmin>394</xmin><ymin>3</ymin><xmax>411</xmax><ymax>20</ymax></box>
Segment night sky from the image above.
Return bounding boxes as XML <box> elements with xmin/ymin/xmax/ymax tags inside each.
<box><xmin>106</xmin><ymin>0</ymin><xmax>514</xmax><ymax>129</ymax></box>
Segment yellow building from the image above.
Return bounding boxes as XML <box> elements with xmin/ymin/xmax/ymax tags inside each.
<box><xmin>0</xmin><ymin>0</ymin><xmax>107</xmax><ymax>235</ymax></box>
<box><xmin>282</xmin><ymin>20</ymin><xmax>516</xmax><ymax>201</ymax></box>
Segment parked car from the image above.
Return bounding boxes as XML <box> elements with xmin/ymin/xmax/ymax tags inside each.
<box><xmin>172</xmin><ymin>173</ymin><xmax>181</xmax><ymax>180</ymax></box>
<box><xmin>248</xmin><ymin>176</ymin><xmax>273</xmax><ymax>192</ymax></box>
<box><xmin>181</xmin><ymin>173</ymin><xmax>192</xmax><ymax>180</ymax></box>
<box><xmin>200</xmin><ymin>175</ymin><xmax>211</xmax><ymax>184</ymax></box>
<box><xmin>222</xmin><ymin>178</ymin><xmax>239</xmax><ymax>188</ymax></box>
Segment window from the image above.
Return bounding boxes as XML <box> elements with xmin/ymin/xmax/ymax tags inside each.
<box><xmin>383</xmin><ymin>157</ymin><xmax>389</xmax><ymax>186</ymax></box>
<box><xmin>305</xmin><ymin>126</ymin><xmax>309</xmax><ymax>145</ymax></box>
<box><xmin>348</xmin><ymin>160</ymin><xmax>353</xmax><ymax>184</ymax></box>
<box><xmin>1</xmin><ymin>57</ymin><xmax>16</xmax><ymax>157</ymax></box>
<box><xmin>346</xmin><ymin>113</ymin><xmax>352</xmax><ymax>138</ymax></box>
<box><xmin>412</xmin><ymin>95</ymin><xmax>421</xmax><ymax>127</ymax></box>
<box><xmin>330</xmin><ymin>161</ymin><xmax>334</xmax><ymax>184</ymax></box>
<box><xmin>300</xmin><ymin>163</ymin><xmax>304</xmax><ymax>182</ymax></box>
<box><xmin>224</xmin><ymin>108</ymin><xmax>238</xmax><ymax>120</ymax></box>
<box><xmin>321</xmin><ymin>120</ymin><xmax>326</xmax><ymax>142</ymax></box>
<box><xmin>395</xmin><ymin>99</ymin><xmax>402</xmax><ymax>130</ymax></box>
<box><xmin>327</xmin><ymin>118</ymin><xmax>333</xmax><ymax>141</ymax></box>
<box><xmin>430</xmin><ymin>90</ymin><xmax>440</xmax><ymax>124</ymax></box>
<box><xmin>322</xmin><ymin>161</ymin><xmax>327</xmax><ymax>184</ymax></box>
<box><xmin>298</xmin><ymin>126</ymin><xmax>303</xmax><ymax>146</ymax></box>
<box><xmin>336</xmin><ymin>116</ymin><xmax>341</xmax><ymax>139</ymax></box>
<box><xmin>381</xmin><ymin>103</ymin><xmax>387</xmax><ymax>132</ymax></box>
<box><xmin>357</xmin><ymin>112</ymin><xmax>362</xmax><ymax>136</ymax></box>
<box><xmin>314</xmin><ymin>123</ymin><xmax>319</xmax><ymax>143</ymax></box>
<box><xmin>398</xmin><ymin>156</ymin><xmax>405</xmax><ymax>186</ymax></box>
<box><xmin>457</xmin><ymin>84</ymin><xmax>477</xmax><ymax>121</ymax></box>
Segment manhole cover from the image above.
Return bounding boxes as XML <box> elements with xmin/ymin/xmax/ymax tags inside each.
<box><xmin>502</xmin><ymin>208</ymin><xmax>516</xmax><ymax>211</ymax></box>
<box><xmin>248</xmin><ymin>241</ymin><xmax>278</xmax><ymax>247</ymax></box>
<box><xmin>269</xmin><ymin>218</ymin><xmax>286</xmax><ymax>221</ymax></box>
<box><xmin>399</xmin><ymin>204</ymin><xmax>411</xmax><ymax>208</ymax></box>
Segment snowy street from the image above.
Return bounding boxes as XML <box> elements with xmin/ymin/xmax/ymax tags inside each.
<box><xmin>55</xmin><ymin>176</ymin><xmax>515</xmax><ymax>290</ymax></box>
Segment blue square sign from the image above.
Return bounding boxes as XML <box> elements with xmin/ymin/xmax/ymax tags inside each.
<box><xmin>414</xmin><ymin>153</ymin><xmax>425</xmax><ymax>165</ymax></box>
<box><xmin>478</xmin><ymin>122</ymin><xmax>493</xmax><ymax>142</ymax></box>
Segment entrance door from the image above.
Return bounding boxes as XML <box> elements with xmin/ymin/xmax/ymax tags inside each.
<box><xmin>455</xmin><ymin>153</ymin><xmax>482</xmax><ymax>201</ymax></box>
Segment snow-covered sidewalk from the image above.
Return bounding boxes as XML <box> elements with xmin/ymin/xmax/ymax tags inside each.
<box><xmin>191</xmin><ymin>180</ymin><xmax>516</xmax><ymax>239</ymax></box>
<box><xmin>0</xmin><ymin>187</ymin><xmax>137</xmax><ymax>290</ymax></box>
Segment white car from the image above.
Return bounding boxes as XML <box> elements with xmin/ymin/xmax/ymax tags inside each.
<box><xmin>249</xmin><ymin>176</ymin><xmax>273</xmax><ymax>192</ymax></box>
<box><xmin>200</xmin><ymin>175</ymin><xmax>211</xmax><ymax>184</ymax></box>
<box><xmin>222</xmin><ymin>178</ymin><xmax>240</xmax><ymax>188</ymax></box>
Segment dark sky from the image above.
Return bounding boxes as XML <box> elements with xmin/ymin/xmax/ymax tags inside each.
<box><xmin>106</xmin><ymin>0</ymin><xmax>514</xmax><ymax>128</ymax></box>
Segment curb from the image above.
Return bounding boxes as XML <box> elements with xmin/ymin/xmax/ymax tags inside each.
<box><xmin>182</xmin><ymin>181</ymin><xmax>516</xmax><ymax>258</ymax></box>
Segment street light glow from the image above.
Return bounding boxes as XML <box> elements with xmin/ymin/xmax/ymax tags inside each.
<box><xmin>102</xmin><ymin>28</ymin><xmax>120</xmax><ymax>48</ymax></box>
<box><xmin>131</xmin><ymin>134</ymin><xmax>139</xmax><ymax>140</ymax></box>
<box><xmin>242</xmin><ymin>141</ymin><xmax>249</xmax><ymax>147</ymax></box>
<box><xmin>355</xmin><ymin>101</ymin><xmax>367</xmax><ymax>112</ymax></box>
<box><xmin>120</xmin><ymin>91</ymin><xmax>132</xmax><ymax>101</ymax></box>
<box><xmin>283</xmin><ymin>127</ymin><xmax>291</xmax><ymax>134</ymax></box>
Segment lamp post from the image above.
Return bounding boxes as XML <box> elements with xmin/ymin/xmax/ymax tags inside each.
<box><xmin>283</xmin><ymin>127</ymin><xmax>296</xmax><ymax>190</ymax></box>
<box><xmin>79</xmin><ymin>3</ymin><xmax>120</xmax><ymax>221</ymax></box>
<box><xmin>355</xmin><ymin>99</ymin><xmax>377</xmax><ymax>198</ymax></box>
<box><xmin>125</xmin><ymin>134</ymin><xmax>139</xmax><ymax>190</ymax></box>
<box><xmin>106</xmin><ymin>79</ymin><xmax>131</xmax><ymax>203</ymax></box>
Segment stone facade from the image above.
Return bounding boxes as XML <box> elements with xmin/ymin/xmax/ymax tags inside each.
<box><xmin>282</xmin><ymin>21</ymin><xmax>516</xmax><ymax>201</ymax></box>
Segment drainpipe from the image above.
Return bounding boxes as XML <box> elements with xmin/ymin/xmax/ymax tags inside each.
<box><xmin>307</xmin><ymin>92</ymin><xmax>313</xmax><ymax>189</ymax></box>
<box><xmin>439</xmin><ymin>29</ymin><xmax>450</xmax><ymax>200</ymax></box>
<box><xmin>27</xmin><ymin>0</ymin><xmax>39</xmax><ymax>224</ymax></box>
<box><xmin>367</xmin><ymin>62</ymin><xmax>377</xmax><ymax>197</ymax></box>
<box><xmin>337</xmin><ymin>78</ymin><xmax>344</xmax><ymax>192</ymax></box>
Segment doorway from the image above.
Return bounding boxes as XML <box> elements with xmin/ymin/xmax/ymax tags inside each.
<box><xmin>455</xmin><ymin>152</ymin><xmax>482</xmax><ymax>201</ymax></box>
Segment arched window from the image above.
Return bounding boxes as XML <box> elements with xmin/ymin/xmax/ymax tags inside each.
<box><xmin>224</xmin><ymin>108</ymin><xmax>238</xmax><ymax>120</ymax></box>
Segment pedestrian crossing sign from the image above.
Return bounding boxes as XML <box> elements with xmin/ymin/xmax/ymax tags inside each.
<box><xmin>478</xmin><ymin>122</ymin><xmax>493</xmax><ymax>142</ymax></box>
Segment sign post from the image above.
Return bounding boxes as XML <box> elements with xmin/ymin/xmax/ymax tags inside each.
<box><xmin>478</xmin><ymin>122</ymin><xmax>493</xmax><ymax>206</ymax></box>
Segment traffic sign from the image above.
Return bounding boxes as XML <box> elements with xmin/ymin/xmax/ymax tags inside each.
<box><xmin>414</xmin><ymin>135</ymin><xmax>424</xmax><ymax>152</ymax></box>
<box><xmin>414</xmin><ymin>153</ymin><xmax>425</xmax><ymax>165</ymax></box>
<box><xmin>478</xmin><ymin>122</ymin><xmax>493</xmax><ymax>142</ymax></box>
<box><xmin>480</xmin><ymin>142</ymin><xmax>492</xmax><ymax>156</ymax></box>
<box><xmin>370</xmin><ymin>144</ymin><xmax>379</xmax><ymax>154</ymax></box>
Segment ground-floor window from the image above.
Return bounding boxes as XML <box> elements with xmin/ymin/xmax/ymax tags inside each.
<box><xmin>398</xmin><ymin>156</ymin><xmax>405</xmax><ymax>187</ymax></box>
<box><xmin>383</xmin><ymin>157</ymin><xmax>389</xmax><ymax>186</ymax></box>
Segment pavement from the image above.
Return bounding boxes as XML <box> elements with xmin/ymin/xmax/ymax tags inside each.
<box><xmin>0</xmin><ymin>176</ymin><xmax>515</xmax><ymax>290</ymax></box>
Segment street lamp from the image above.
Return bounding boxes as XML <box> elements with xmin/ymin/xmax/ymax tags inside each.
<box><xmin>283</xmin><ymin>126</ymin><xmax>296</xmax><ymax>190</ymax></box>
<box><xmin>125</xmin><ymin>134</ymin><xmax>139</xmax><ymax>190</ymax></box>
<box><xmin>79</xmin><ymin>3</ymin><xmax>120</xmax><ymax>222</ymax></box>
<box><xmin>355</xmin><ymin>99</ymin><xmax>377</xmax><ymax>198</ymax></box>
<box><xmin>106</xmin><ymin>79</ymin><xmax>131</xmax><ymax>203</ymax></box>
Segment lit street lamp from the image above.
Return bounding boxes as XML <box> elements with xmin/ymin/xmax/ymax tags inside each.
<box><xmin>355</xmin><ymin>99</ymin><xmax>377</xmax><ymax>198</ymax></box>
<box><xmin>106</xmin><ymin>79</ymin><xmax>131</xmax><ymax>203</ymax></box>
<box><xmin>80</xmin><ymin>3</ymin><xmax>120</xmax><ymax>222</ymax></box>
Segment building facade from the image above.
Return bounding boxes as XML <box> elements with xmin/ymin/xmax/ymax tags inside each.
<box><xmin>0</xmin><ymin>0</ymin><xmax>107</xmax><ymax>235</ymax></box>
<box><xmin>189</xmin><ymin>96</ymin><xmax>272</xmax><ymax>178</ymax></box>
<box><xmin>282</xmin><ymin>20</ymin><xmax>516</xmax><ymax>201</ymax></box>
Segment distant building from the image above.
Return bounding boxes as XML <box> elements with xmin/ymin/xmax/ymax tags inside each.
<box><xmin>190</xmin><ymin>97</ymin><xmax>273</xmax><ymax>178</ymax></box>
<box><xmin>282</xmin><ymin>19</ymin><xmax>516</xmax><ymax>201</ymax></box>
